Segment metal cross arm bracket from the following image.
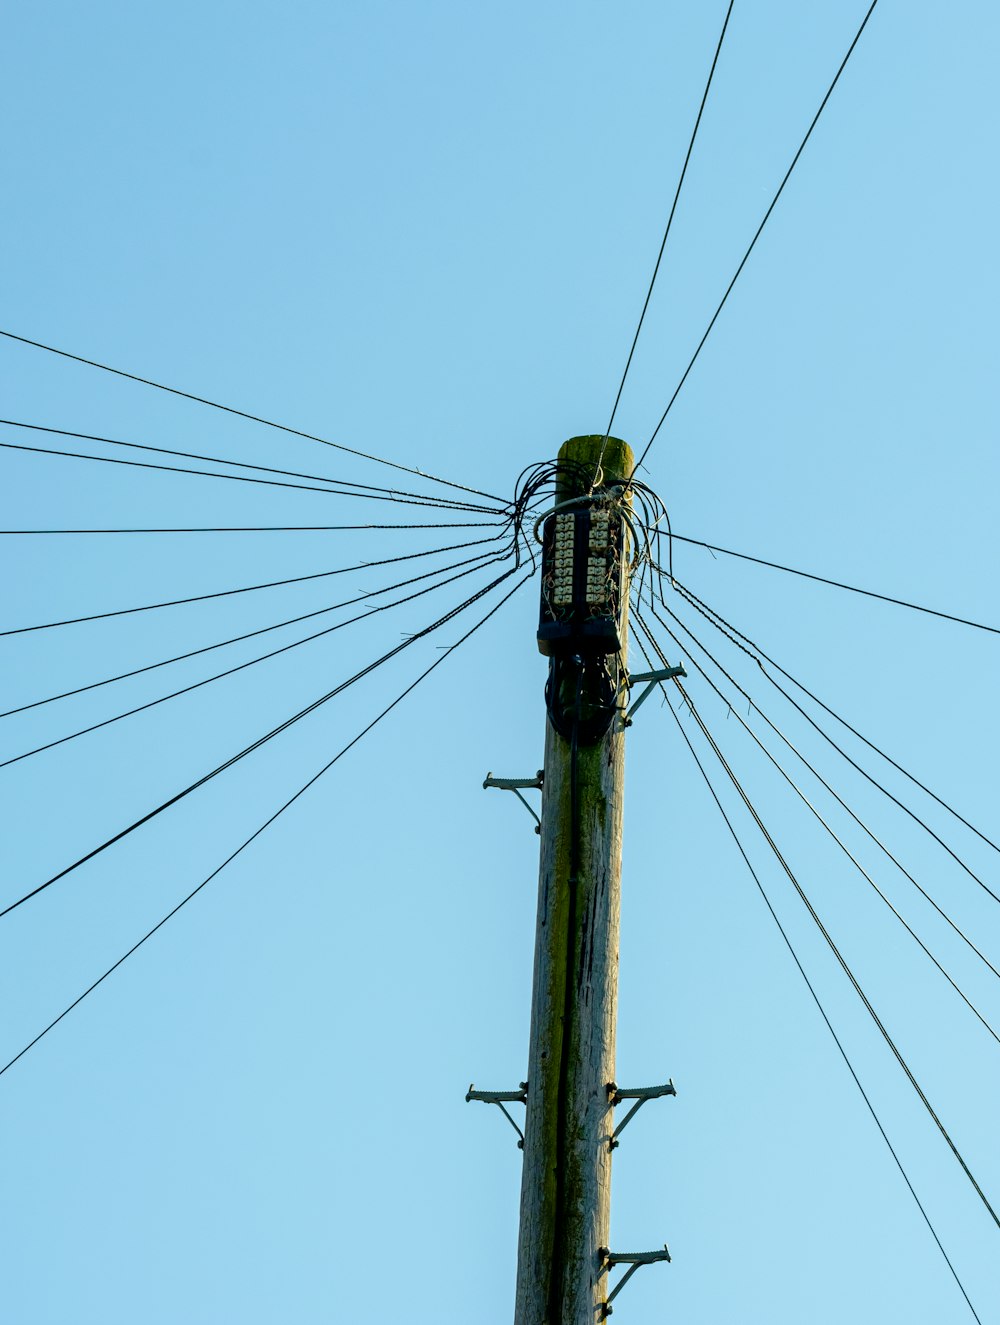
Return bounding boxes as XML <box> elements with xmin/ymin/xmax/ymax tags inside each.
<box><xmin>466</xmin><ymin>1082</ymin><xmax>528</xmax><ymax>1149</ymax></box>
<box><xmin>483</xmin><ymin>771</ymin><xmax>544</xmax><ymax>833</ymax></box>
<box><xmin>607</xmin><ymin>1079</ymin><xmax>676</xmax><ymax>1149</ymax></box>
<box><xmin>625</xmin><ymin>665</ymin><xmax>686</xmax><ymax>723</ymax></box>
<box><xmin>598</xmin><ymin>1246</ymin><xmax>672</xmax><ymax>1316</ymax></box>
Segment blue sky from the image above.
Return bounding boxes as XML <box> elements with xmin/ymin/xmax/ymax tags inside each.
<box><xmin>2</xmin><ymin>3</ymin><xmax>998</xmax><ymax>1322</ymax></box>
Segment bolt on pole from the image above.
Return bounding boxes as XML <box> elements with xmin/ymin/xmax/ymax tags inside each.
<box><xmin>515</xmin><ymin>435</ymin><xmax>633</xmax><ymax>1325</ymax></box>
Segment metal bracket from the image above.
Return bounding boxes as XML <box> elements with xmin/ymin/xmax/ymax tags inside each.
<box><xmin>624</xmin><ymin>665</ymin><xmax>687</xmax><ymax>724</ymax></box>
<box><xmin>607</xmin><ymin>1079</ymin><xmax>676</xmax><ymax>1149</ymax></box>
<box><xmin>598</xmin><ymin>1245</ymin><xmax>672</xmax><ymax>1315</ymax></box>
<box><xmin>466</xmin><ymin>1082</ymin><xmax>528</xmax><ymax>1148</ymax></box>
<box><xmin>483</xmin><ymin>771</ymin><xmax>544</xmax><ymax>834</ymax></box>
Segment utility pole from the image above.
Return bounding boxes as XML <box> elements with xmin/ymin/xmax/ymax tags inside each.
<box><xmin>514</xmin><ymin>435</ymin><xmax>632</xmax><ymax>1324</ymax></box>
<box><xmin>472</xmin><ymin>434</ymin><xmax>676</xmax><ymax>1321</ymax></box>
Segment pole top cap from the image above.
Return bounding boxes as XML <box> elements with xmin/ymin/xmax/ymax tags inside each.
<box><xmin>557</xmin><ymin>435</ymin><xmax>633</xmax><ymax>496</ymax></box>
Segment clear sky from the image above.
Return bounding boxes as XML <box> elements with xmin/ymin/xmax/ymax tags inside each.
<box><xmin>2</xmin><ymin>3</ymin><xmax>998</xmax><ymax>1322</ymax></box>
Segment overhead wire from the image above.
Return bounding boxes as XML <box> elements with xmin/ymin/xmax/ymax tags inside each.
<box><xmin>642</xmin><ymin>597</ymin><xmax>1000</xmax><ymax>1035</ymax></box>
<box><xmin>0</xmin><ymin>434</ymin><xmax>500</xmax><ymax>516</ymax></box>
<box><xmin>672</xmin><ymin>576</ymin><xmax>1000</xmax><ymax>856</ymax></box>
<box><xmin>592</xmin><ymin>0</ymin><xmax>734</xmax><ymax>487</ymax></box>
<box><xmin>0</xmin><ymin>328</ymin><xmax>506</xmax><ymax>504</ymax></box>
<box><xmin>633</xmin><ymin>608</ymin><xmax>1000</xmax><ymax>1234</ymax></box>
<box><xmin>0</xmin><ymin>547</ymin><xmax>508</xmax><ymax>771</ymax></box>
<box><xmin>0</xmin><ymin>548</ymin><xmax>505</xmax><ymax>721</ymax></box>
<box><xmin>652</xmin><ymin>588</ymin><xmax>1000</xmax><ymax>982</ymax></box>
<box><xmin>0</xmin><ymin>562</ymin><xmax>523</xmax><ymax>923</ymax></box>
<box><xmin>0</xmin><ymin>522</ymin><xmax>497</xmax><ymax>535</ymax></box>
<box><xmin>0</xmin><ymin>419</ymin><xmax>506</xmax><ymax>511</ymax></box>
<box><xmin>0</xmin><ymin>571</ymin><xmax>531</xmax><ymax>1081</ymax></box>
<box><xmin>664</xmin><ymin>531</ymin><xmax>1000</xmax><ymax>636</ymax></box>
<box><xmin>629</xmin><ymin>622</ymin><xmax>984</xmax><ymax>1323</ymax></box>
<box><xmin>672</xmin><ymin>579</ymin><xmax>1000</xmax><ymax>905</ymax></box>
<box><xmin>0</xmin><ymin>531</ymin><xmax>509</xmax><ymax>638</ymax></box>
<box><xmin>632</xmin><ymin>0</ymin><xmax>880</xmax><ymax>476</ymax></box>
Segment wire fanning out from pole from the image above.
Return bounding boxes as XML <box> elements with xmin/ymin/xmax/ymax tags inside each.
<box><xmin>632</xmin><ymin>0</ymin><xmax>881</xmax><ymax>475</ymax></box>
<box><xmin>0</xmin><ymin>329</ymin><xmax>506</xmax><ymax>503</ymax></box>
<box><xmin>593</xmin><ymin>0</ymin><xmax>734</xmax><ymax>489</ymax></box>
<box><xmin>633</xmin><ymin>607</ymin><xmax>1000</xmax><ymax>1237</ymax></box>
<box><xmin>628</xmin><ymin>625</ymin><xmax>983</xmax><ymax>1324</ymax></box>
<box><xmin>669</xmin><ymin>580</ymin><xmax>1000</xmax><ymax>903</ymax></box>
<box><xmin>0</xmin><ymin>533</ymin><xmax>507</xmax><ymax>637</ymax></box>
<box><xmin>0</xmin><ymin>564</ymin><xmax>524</xmax><ymax>923</ymax></box>
<box><xmin>0</xmin><ymin>573</ymin><xmax>531</xmax><ymax>1081</ymax></box>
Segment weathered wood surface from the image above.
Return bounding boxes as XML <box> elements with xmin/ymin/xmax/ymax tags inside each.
<box><xmin>514</xmin><ymin>436</ymin><xmax>632</xmax><ymax>1325</ymax></box>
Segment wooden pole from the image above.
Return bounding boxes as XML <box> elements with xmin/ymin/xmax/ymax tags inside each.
<box><xmin>515</xmin><ymin>435</ymin><xmax>632</xmax><ymax>1325</ymax></box>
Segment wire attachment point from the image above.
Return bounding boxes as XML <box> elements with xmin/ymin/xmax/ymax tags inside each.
<box><xmin>624</xmin><ymin>666</ymin><xmax>686</xmax><ymax>725</ymax></box>
<box><xmin>598</xmin><ymin>1245</ymin><xmax>672</xmax><ymax>1316</ymax></box>
<box><xmin>465</xmin><ymin>1082</ymin><xmax>528</xmax><ymax>1148</ymax></box>
<box><xmin>607</xmin><ymin>1078</ymin><xmax>677</xmax><ymax>1149</ymax></box>
<box><xmin>483</xmin><ymin>771</ymin><xmax>544</xmax><ymax>833</ymax></box>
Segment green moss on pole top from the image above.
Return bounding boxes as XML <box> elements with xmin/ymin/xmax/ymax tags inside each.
<box><xmin>557</xmin><ymin>435</ymin><xmax>633</xmax><ymax>497</ymax></box>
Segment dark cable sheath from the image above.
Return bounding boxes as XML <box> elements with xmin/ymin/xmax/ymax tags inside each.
<box><xmin>0</xmin><ymin>523</ymin><xmax>496</xmax><ymax>535</ymax></box>
<box><xmin>648</xmin><ymin>598</ymin><xmax>1000</xmax><ymax>1036</ymax></box>
<box><xmin>0</xmin><ymin>437</ymin><xmax>498</xmax><ymax>516</ymax></box>
<box><xmin>0</xmin><ymin>549</ymin><xmax>506</xmax><ymax>770</ymax></box>
<box><xmin>0</xmin><ymin>418</ymin><xmax>504</xmax><ymax>512</ymax></box>
<box><xmin>0</xmin><ymin>572</ymin><xmax>531</xmax><ymax>1081</ymax></box>
<box><xmin>633</xmin><ymin>0</ymin><xmax>880</xmax><ymax>473</ymax></box>
<box><xmin>0</xmin><ymin>327</ymin><xmax>506</xmax><ymax>504</ymax></box>
<box><xmin>653</xmin><ymin>590</ymin><xmax>1000</xmax><ymax>982</ymax></box>
<box><xmin>630</xmin><ymin>624</ymin><xmax>983</xmax><ymax>1324</ymax></box>
<box><xmin>0</xmin><ymin>548</ymin><xmax>502</xmax><ymax>720</ymax></box>
<box><xmin>0</xmin><ymin>564</ymin><xmax>521</xmax><ymax>922</ymax></box>
<box><xmin>672</xmin><ymin>579</ymin><xmax>1000</xmax><ymax>906</ymax></box>
<box><xmin>671</xmin><ymin>575</ymin><xmax>1000</xmax><ymax>855</ymax></box>
<box><xmin>665</xmin><ymin>531</ymin><xmax>1000</xmax><ymax>636</ymax></box>
<box><xmin>634</xmin><ymin>609</ymin><xmax>1000</xmax><ymax>1233</ymax></box>
<box><xmin>593</xmin><ymin>0</ymin><xmax>734</xmax><ymax>486</ymax></box>
<box><xmin>0</xmin><ymin>532</ymin><xmax>506</xmax><ymax>637</ymax></box>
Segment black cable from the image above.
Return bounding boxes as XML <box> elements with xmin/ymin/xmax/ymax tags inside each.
<box><xmin>634</xmin><ymin>609</ymin><xmax>1000</xmax><ymax>1233</ymax></box>
<box><xmin>0</xmin><ymin>547</ymin><xmax>504</xmax><ymax>720</ymax></box>
<box><xmin>0</xmin><ymin>418</ymin><xmax>505</xmax><ymax>512</ymax></box>
<box><xmin>630</xmin><ymin>624</ymin><xmax>983</xmax><ymax>1324</ymax></box>
<box><xmin>549</xmin><ymin>663</ymin><xmax>584</xmax><ymax>1325</ymax></box>
<box><xmin>654</xmin><ymin>588</ymin><xmax>1000</xmax><ymax>982</ymax></box>
<box><xmin>0</xmin><ymin>563</ymin><xmax>521</xmax><ymax>922</ymax></box>
<box><xmin>0</xmin><ymin>436</ymin><xmax>499</xmax><ymax>516</ymax></box>
<box><xmin>0</xmin><ymin>572</ymin><xmax>531</xmax><ymax>1082</ymax></box>
<box><xmin>673</xmin><ymin>575</ymin><xmax>1000</xmax><ymax>855</ymax></box>
<box><xmin>0</xmin><ymin>522</ymin><xmax>496</xmax><ymax>535</ymax></box>
<box><xmin>0</xmin><ymin>532</ymin><xmax>505</xmax><ymax>637</ymax></box>
<box><xmin>593</xmin><ymin>0</ymin><xmax>734</xmax><ymax>486</ymax></box>
<box><xmin>672</xmin><ymin>579</ymin><xmax>1000</xmax><ymax>907</ymax></box>
<box><xmin>646</xmin><ymin>597</ymin><xmax>1000</xmax><ymax>1036</ymax></box>
<box><xmin>665</xmin><ymin>531</ymin><xmax>1000</xmax><ymax>636</ymax></box>
<box><xmin>0</xmin><ymin>328</ymin><xmax>506</xmax><ymax>504</ymax></box>
<box><xmin>633</xmin><ymin>0</ymin><xmax>880</xmax><ymax>473</ymax></box>
<box><xmin>0</xmin><ymin>548</ymin><xmax>506</xmax><ymax>771</ymax></box>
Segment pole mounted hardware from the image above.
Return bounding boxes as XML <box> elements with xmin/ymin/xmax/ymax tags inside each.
<box><xmin>483</xmin><ymin>771</ymin><xmax>544</xmax><ymax>833</ymax></box>
<box><xmin>537</xmin><ymin>502</ymin><xmax>628</xmax><ymax>659</ymax></box>
<box><xmin>597</xmin><ymin>1246</ymin><xmax>672</xmax><ymax>1316</ymax></box>
<box><xmin>607</xmin><ymin>1079</ymin><xmax>677</xmax><ymax>1150</ymax></box>
<box><xmin>466</xmin><ymin>1083</ymin><xmax>529</xmax><ymax>1148</ymax></box>
<box><xmin>625</xmin><ymin>666</ymin><xmax>687</xmax><ymax>724</ymax></box>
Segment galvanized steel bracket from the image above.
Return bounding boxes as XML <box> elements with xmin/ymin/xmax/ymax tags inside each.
<box><xmin>483</xmin><ymin>771</ymin><xmax>544</xmax><ymax>833</ymax></box>
<box><xmin>624</xmin><ymin>665</ymin><xmax>687</xmax><ymax>725</ymax></box>
<box><xmin>465</xmin><ymin>1082</ymin><xmax>528</xmax><ymax>1148</ymax></box>
<box><xmin>598</xmin><ymin>1245</ymin><xmax>672</xmax><ymax>1316</ymax></box>
<box><xmin>607</xmin><ymin>1078</ymin><xmax>677</xmax><ymax>1150</ymax></box>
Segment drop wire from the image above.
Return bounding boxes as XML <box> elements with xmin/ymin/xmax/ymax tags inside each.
<box><xmin>0</xmin><ymin>573</ymin><xmax>530</xmax><ymax>1080</ymax></box>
